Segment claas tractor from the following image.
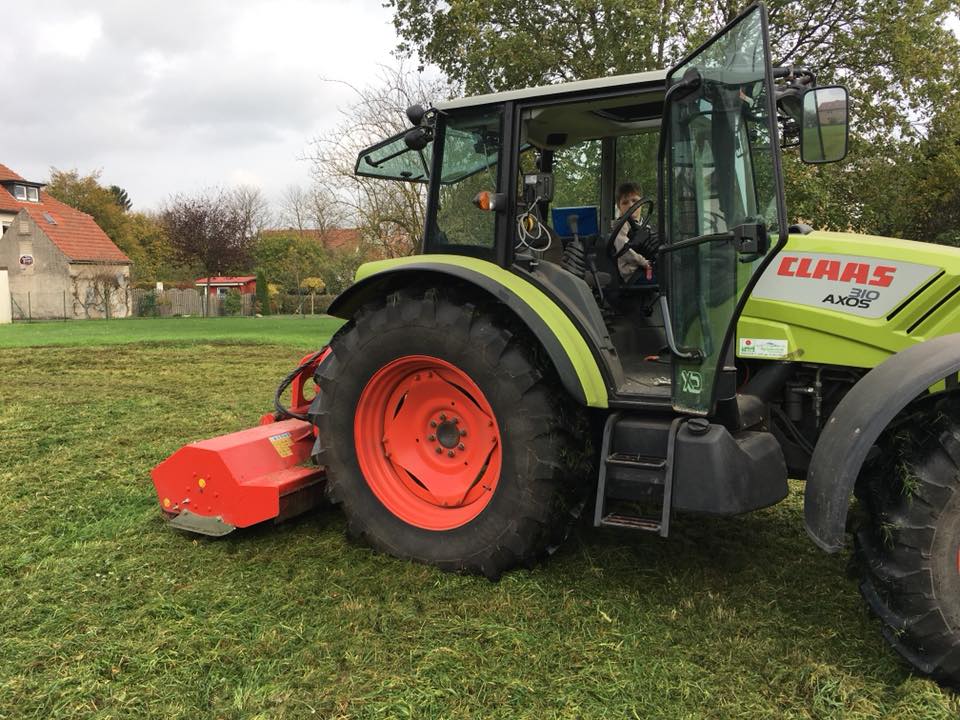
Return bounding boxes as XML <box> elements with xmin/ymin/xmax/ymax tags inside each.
<box><xmin>152</xmin><ymin>3</ymin><xmax>960</xmax><ymax>685</ymax></box>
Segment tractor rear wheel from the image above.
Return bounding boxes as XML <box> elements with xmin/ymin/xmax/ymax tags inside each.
<box><xmin>312</xmin><ymin>289</ymin><xmax>588</xmax><ymax>578</ymax></box>
<box><xmin>855</xmin><ymin>394</ymin><xmax>960</xmax><ymax>685</ymax></box>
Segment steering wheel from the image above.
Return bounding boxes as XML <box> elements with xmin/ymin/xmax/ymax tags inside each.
<box><xmin>606</xmin><ymin>197</ymin><xmax>657</xmax><ymax>262</ymax></box>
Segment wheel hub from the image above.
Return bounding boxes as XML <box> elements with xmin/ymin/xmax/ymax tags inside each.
<box><xmin>435</xmin><ymin>419</ymin><xmax>461</xmax><ymax>449</ymax></box>
<box><xmin>354</xmin><ymin>356</ymin><xmax>502</xmax><ymax>530</ymax></box>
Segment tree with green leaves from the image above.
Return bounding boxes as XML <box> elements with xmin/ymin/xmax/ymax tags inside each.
<box><xmin>46</xmin><ymin>169</ymin><xmax>180</xmax><ymax>281</ymax></box>
<box><xmin>253</xmin><ymin>231</ymin><xmax>328</xmax><ymax>293</ymax></box>
<box><xmin>47</xmin><ymin>169</ymin><xmax>128</xmax><ymax>243</ymax></box>
<box><xmin>109</xmin><ymin>185</ymin><xmax>132</xmax><ymax>212</ymax></box>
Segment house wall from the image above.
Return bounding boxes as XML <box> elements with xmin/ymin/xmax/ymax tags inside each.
<box><xmin>0</xmin><ymin>211</ymin><xmax>73</xmax><ymax>318</ymax></box>
<box><xmin>0</xmin><ymin>210</ymin><xmax>131</xmax><ymax>319</ymax></box>
<box><xmin>0</xmin><ymin>268</ymin><xmax>10</xmax><ymax>324</ymax></box>
<box><xmin>68</xmin><ymin>262</ymin><xmax>131</xmax><ymax>319</ymax></box>
<box><xmin>0</xmin><ymin>210</ymin><xmax>15</xmax><ymax>234</ymax></box>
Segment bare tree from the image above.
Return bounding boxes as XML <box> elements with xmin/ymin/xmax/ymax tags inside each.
<box><xmin>308</xmin><ymin>185</ymin><xmax>346</xmax><ymax>237</ymax></box>
<box><xmin>279</xmin><ymin>184</ymin><xmax>311</xmax><ymax>235</ymax></box>
<box><xmin>305</xmin><ymin>64</ymin><xmax>452</xmax><ymax>258</ymax></box>
<box><xmin>162</xmin><ymin>189</ymin><xmax>251</xmax><ymax>316</ymax></box>
<box><xmin>229</xmin><ymin>185</ymin><xmax>272</xmax><ymax>242</ymax></box>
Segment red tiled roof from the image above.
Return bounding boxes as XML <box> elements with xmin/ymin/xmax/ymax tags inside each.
<box><xmin>0</xmin><ymin>181</ymin><xmax>131</xmax><ymax>264</ymax></box>
<box><xmin>0</xmin><ymin>186</ymin><xmax>19</xmax><ymax>213</ymax></box>
<box><xmin>195</xmin><ymin>276</ymin><xmax>256</xmax><ymax>285</ymax></box>
<box><xmin>0</xmin><ymin>163</ymin><xmax>26</xmax><ymax>182</ymax></box>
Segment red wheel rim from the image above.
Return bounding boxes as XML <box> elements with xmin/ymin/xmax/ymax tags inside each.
<box><xmin>354</xmin><ymin>355</ymin><xmax>502</xmax><ymax>530</ymax></box>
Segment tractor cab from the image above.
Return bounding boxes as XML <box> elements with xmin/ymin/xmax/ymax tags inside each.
<box><xmin>356</xmin><ymin>3</ymin><xmax>848</xmax><ymax>421</ymax></box>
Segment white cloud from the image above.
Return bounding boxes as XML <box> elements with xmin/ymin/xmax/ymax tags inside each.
<box><xmin>34</xmin><ymin>13</ymin><xmax>103</xmax><ymax>60</ymax></box>
<box><xmin>1</xmin><ymin>0</ymin><xmax>406</xmax><ymax>211</ymax></box>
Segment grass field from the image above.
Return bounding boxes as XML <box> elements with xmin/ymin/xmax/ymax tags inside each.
<box><xmin>0</xmin><ymin>315</ymin><xmax>343</xmax><ymax>349</ymax></box>
<box><xmin>1</xmin><ymin>317</ymin><xmax>958</xmax><ymax>718</ymax></box>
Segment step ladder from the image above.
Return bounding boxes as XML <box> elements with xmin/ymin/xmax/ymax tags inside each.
<box><xmin>593</xmin><ymin>413</ymin><xmax>682</xmax><ymax>537</ymax></box>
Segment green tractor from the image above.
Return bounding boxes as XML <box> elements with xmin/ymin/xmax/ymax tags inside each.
<box><xmin>152</xmin><ymin>2</ymin><xmax>960</xmax><ymax>685</ymax></box>
<box><xmin>327</xmin><ymin>3</ymin><xmax>960</xmax><ymax>683</ymax></box>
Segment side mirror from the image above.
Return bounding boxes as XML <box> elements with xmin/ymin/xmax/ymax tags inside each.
<box><xmin>403</xmin><ymin>126</ymin><xmax>432</xmax><ymax>151</ymax></box>
<box><xmin>406</xmin><ymin>104</ymin><xmax>426</xmax><ymax>126</ymax></box>
<box><xmin>800</xmin><ymin>85</ymin><xmax>849</xmax><ymax>164</ymax></box>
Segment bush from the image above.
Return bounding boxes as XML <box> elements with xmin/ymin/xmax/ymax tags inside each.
<box><xmin>137</xmin><ymin>291</ymin><xmax>159</xmax><ymax>317</ymax></box>
<box><xmin>223</xmin><ymin>289</ymin><xmax>242</xmax><ymax>316</ymax></box>
<box><xmin>314</xmin><ymin>294</ymin><xmax>335</xmax><ymax>314</ymax></box>
<box><xmin>273</xmin><ymin>293</ymin><xmax>335</xmax><ymax>315</ymax></box>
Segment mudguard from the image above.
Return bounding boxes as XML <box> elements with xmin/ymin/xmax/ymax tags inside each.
<box><xmin>327</xmin><ymin>255</ymin><xmax>609</xmax><ymax>408</ymax></box>
<box><xmin>804</xmin><ymin>333</ymin><xmax>960</xmax><ymax>552</ymax></box>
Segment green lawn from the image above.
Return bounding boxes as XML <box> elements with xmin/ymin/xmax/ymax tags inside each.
<box><xmin>0</xmin><ymin>315</ymin><xmax>343</xmax><ymax>349</ymax></box>
<box><xmin>1</xmin><ymin>321</ymin><xmax>958</xmax><ymax>718</ymax></box>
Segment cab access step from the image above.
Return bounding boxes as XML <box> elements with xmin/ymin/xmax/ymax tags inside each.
<box><xmin>593</xmin><ymin>412</ymin><xmax>789</xmax><ymax>535</ymax></box>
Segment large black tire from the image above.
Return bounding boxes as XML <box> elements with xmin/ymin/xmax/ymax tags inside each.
<box><xmin>855</xmin><ymin>394</ymin><xmax>960</xmax><ymax>685</ymax></box>
<box><xmin>312</xmin><ymin>288</ymin><xmax>589</xmax><ymax>579</ymax></box>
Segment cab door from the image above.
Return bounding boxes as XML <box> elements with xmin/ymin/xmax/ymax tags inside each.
<box><xmin>660</xmin><ymin>3</ymin><xmax>787</xmax><ymax>414</ymax></box>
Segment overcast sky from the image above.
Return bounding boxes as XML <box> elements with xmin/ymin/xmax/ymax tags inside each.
<box><xmin>1</xmin><ymin>0</ymin><xmax>403</xmax><ymax>213</ymax></box>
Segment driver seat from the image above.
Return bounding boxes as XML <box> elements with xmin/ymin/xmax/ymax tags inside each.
<box><xmin>591</xmin><ymin>230</ymin><xmax>659</xmax><ymax>309</ymax></box>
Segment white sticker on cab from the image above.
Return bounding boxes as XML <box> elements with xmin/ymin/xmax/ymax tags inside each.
<box><xmin>738</xmin><ymin>337</ymin><xmax>789</xmax><ymax>358</ymax></box>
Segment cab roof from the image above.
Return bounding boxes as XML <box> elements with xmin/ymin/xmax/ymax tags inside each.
<box><xmin>434</xmin><ymin>69</ymin><xmax>669</xmax><ymax>112</ymax></box>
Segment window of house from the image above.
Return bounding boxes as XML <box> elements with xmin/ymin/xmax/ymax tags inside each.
<box><xmin>26</xmin><ymin>187</ymin><xmax>39</xmax><ymax>202</ymax></box>
<box><xmin>13</xmin><ymin>185</ymin><xmax>26</xmax><ymax>200</ymax></box>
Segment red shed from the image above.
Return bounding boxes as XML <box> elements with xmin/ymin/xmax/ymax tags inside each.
<box><xmin>195</xmin><ymin>276</ymin><xmax>256</xmax><ymax>296</ymax></box>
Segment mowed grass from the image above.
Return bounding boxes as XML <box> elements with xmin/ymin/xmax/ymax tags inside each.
<box><xmin>1</xmin><ymin>321</ymin><xmax>959</xmax><ymax>718</ymax></box>
<box><xmin>0</xmin><ymin>315</ymin><xmax>343</xmax><ymax>349</ymax></box>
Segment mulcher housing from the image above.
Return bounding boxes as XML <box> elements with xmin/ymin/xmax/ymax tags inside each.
<box><xmin>152</xmin><ymin>2</ymin><xmax>960</xmax><ymax>687</ymax></box>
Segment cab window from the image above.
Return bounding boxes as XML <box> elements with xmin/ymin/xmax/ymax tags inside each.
<box><xmin>430</xmin><ymin>109</ymin><xmax>502</xmax><ymax>256</ymax></box>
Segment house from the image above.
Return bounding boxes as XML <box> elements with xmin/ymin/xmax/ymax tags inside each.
<box><xmin>195</xmin><ymin>276</ymin><xmax>256</xmax><ymax>296</ymax></box>
<box><xmin>0</xmin><ymin>163</ymin><xmax>132</xmax><ymax>319</ymax></box>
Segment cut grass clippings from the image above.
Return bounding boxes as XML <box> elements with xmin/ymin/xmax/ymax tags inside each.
<box><xmin>0</xmin><ymin>321</ymin><xmax>958</xmax><ymax>718</ymax></box>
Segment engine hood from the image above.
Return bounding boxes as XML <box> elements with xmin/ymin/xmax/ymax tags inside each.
<box><xmin>738</xmin><ymin>230</ymin><xmax>960</xmax><ymax>368</ymax></box>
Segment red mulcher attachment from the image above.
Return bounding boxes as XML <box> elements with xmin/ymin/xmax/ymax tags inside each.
<box><xmin>151</xmin><ymin>349</ymin><xmax>330</xmax><ymax>536</ymax></box>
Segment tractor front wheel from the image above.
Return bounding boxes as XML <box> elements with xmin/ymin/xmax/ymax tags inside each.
<box><xmin>313</xmin><ymin>289</ymin><xmax>587</xmax><ymax>578</ymax></box>
<box><xmin>855</xmin><ymin>395</ymin><xmax>960</xmax><ymax>685</ymax></box>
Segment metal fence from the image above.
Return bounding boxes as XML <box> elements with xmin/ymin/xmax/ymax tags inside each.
<box><xmin>10</xmin><ymin>289</ymin><xmax>131</xmax><ymax>321</ymax></box>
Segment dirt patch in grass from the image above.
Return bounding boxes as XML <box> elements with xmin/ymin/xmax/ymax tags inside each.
<box><xmin>1</xmin><ymin>344</ymin><xmax>958</xmax><ymax>719</ymax></box>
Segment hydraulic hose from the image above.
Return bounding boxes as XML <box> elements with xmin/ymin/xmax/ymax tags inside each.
<box><xmin>273</xmin><ymin>349</ymin><xmax>327</xmax><ymax>421</ymax></box>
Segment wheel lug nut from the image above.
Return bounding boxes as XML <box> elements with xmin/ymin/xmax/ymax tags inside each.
<box><xmin>458</xmin><ymin>443</ymin><xmax>465</xmax><ymax>450</ymax></box>
<box><xmin>460</xmin><ymin>429</ymin><xmax>467</xmax><ymax>437</ymax></box>
<box><xmin>430</xmin><ymin>421</ymin><xmax>437</xmax><ymax>428</ymax></box>
<box><xmin>452</xmin><ymin>417</ymin><xmax>459</xmax><ymax>424</ymax></box>
<box><xmin>440</xmin><ymin>413</ymin><xmax>446</xmax><ymax>421</ymax></box>
<box><xmin>447</xmin><ymin>450</ymin><xmax>455</xmax><ymax>457</ymax></box>
<box><xmin>435</xmin><ymin>447</ymin><xmax>442</xmax><ymax>454</ymax></box>
<box><xmin>428</xmin><ymin>434</ymin><xmax>436</xmax><ymax>441</ymax></box>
